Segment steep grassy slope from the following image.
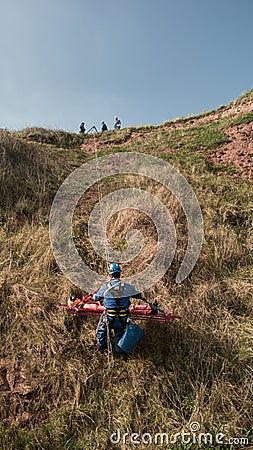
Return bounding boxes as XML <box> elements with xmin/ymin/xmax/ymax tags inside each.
<box><xmin>0</xmin><ymin>91</ymin><xmax>252</xmax><ymax>450</ymax></box>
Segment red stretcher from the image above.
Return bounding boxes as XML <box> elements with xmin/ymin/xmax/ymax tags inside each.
<box><xmin>57</xmin><ymin>294</ymin><xmax>180</xmax><ymax>323</ymax></box>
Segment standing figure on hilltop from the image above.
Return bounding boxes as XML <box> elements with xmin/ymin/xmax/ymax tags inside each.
<box><xmin>114</xmin><ymin>116</ymin><xmax>121</xmax><ymax>130</ymax></box>
<box><xmin>93</xmin><ymin>263</ymin><xmax>143</xmax><ymax>356</ymax></box>
<box><xmin>79</xmin><ymin>122</ymin><xmax>85</xmax><ymax>134</ymax></box>
<box><xmin>101</xmin><ymin>121</ymin><xmax>108</xmax><ymax>131</ymax></box>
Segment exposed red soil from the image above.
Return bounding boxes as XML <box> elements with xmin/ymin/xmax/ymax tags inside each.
<box><xmin>206</xmin><ymin>122</ymin><xmax>253</xmax><ymax>181</ymax></box>
<box><xmin>180</xmin><ymin>98</ymin><xmax>253</xmax><ymax>181</ymax></box>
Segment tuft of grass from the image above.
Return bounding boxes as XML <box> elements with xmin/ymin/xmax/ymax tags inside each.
<box><xmin>14</xmin><ymin>127</ymin><xmax>85</xmax><ymax>149</ymax></box>
<box><xmin>231</xmin><ymin>111</ymin><xmax>253</xmax><ymax>125</ymax></box>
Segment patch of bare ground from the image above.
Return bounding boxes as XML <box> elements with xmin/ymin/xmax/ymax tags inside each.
<box><xmin>80</xmin><ymin>130</ymin><xmax>155</xmax><ymax>155</ymax></box>
<box><xmin>206</xmin><ymin>122</ymin><xmax>253</xmax><ymax>181</ymax></box>
<box><xmin>164</xmin><ymin>95</ymin><xmax>253</xmax><ymax>180</ymax></box>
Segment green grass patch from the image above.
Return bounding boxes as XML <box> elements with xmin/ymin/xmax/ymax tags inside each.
<box><xmin>232</xmin><ymin>111</ymin><xmax>253</xmax><ymax>125</ymax></box>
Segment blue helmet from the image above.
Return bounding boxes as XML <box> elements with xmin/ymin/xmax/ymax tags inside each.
<box><xmin>108</xmin><ymin>262</ymin><xmax>121</xmax><ymax>275</ymax></box>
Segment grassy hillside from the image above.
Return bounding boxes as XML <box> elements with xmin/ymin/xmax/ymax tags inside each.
<box><xmin>0</xmin><ymin>91</ymin><xmax>253</xmax><ymax>449</ymax></box>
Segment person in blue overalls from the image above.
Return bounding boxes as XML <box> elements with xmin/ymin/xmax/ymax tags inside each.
<box><xmin>94</xmin><ymin>263</ymin><xmax>142</xmax><ymax>353</ymax></box>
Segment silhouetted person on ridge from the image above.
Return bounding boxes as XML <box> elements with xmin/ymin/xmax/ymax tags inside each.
<box><xmin>79</xmin><ymin>122</ymin><xmax>85</xmax><ymax>133</ymax></box>
<box><xmin>101</xmin><ymin>121</ymin><xmax>108</xmax><ymax>131</ymax></box>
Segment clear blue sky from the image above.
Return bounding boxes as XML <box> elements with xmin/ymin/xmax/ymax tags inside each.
<box><xmin>0</xmin><ymin>0</ymin><xmax>252</xmax><ymax>132</ymax></box>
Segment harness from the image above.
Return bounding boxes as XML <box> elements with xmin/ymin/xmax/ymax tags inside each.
<box><xmin>104</xmin><ymin>282</ymin><xmax>128</xmax><ymax>320</ymax></box>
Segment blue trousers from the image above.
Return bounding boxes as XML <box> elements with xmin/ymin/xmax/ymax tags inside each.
<box><xmin>96</xmin><ymin>314</ymin><xmax>127</xmax><ymax>352</ymax></box>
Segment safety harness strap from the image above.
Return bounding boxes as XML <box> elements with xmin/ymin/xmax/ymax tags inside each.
<box><xmin>103</xmin><ymin>281</ymin><xmax>124</xmax><ymax>297</ymax></box>
<box><xmin>106</xmin><ymin>308</ymin><xmax>128</xmax><ymax>317</ymax></box>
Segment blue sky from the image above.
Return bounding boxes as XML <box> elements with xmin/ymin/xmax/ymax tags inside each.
<box><xmin>0</xmin><ymin>0</ymin><xmax>252</xmax><ymax>132</ymax></box>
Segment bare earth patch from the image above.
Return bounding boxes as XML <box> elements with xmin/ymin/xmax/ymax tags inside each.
<box><xmin>206</xmin><ymin>122</ymin><xmax>253</xmax><ymax>181</ymax></box>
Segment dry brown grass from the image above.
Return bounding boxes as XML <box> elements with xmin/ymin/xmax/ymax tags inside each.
<box><xmin>1</xmin><ymin>181</ymin><xmax>252</xmax><ymax>449</ymax></box>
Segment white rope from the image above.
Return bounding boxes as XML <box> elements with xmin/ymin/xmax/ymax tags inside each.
<box><xmin>92</xmin><ymin>134</ymin><xmax>115</xmax><ymax>368</ymax></box>
<box><xmin>93</xmin><ymin>133</ymin><xmax>110</xmax><ymax>265</ymax></box>
<box><xmin>106</xmin><ymin>315</ymin><xmax>114</xmax><ymax>369</ymax></box>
